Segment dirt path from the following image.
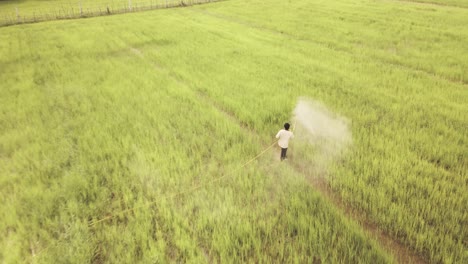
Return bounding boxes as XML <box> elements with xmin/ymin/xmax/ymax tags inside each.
<box><xmin>268</xmin><ymin>144</ymin><xmax>425</xmax><ymax>264</ymax></box>
<box><xmin>129</xmin><ymin>46</ymin><xmax>426</xmax><ymax>264</ymax></box>
<box><xmin>198</xmin><ymin>90</ymin><xmax>427</xmax><ymax>263</ymax></box>
<box><xmin>288</xmin><ymin>159</ymin><xmax>426</xmax><ymax>264</ymax></box>
<box><xmin>178</xmin><ymin>9</ymin><xmax>432</xmax><ymax>262</ymax></box>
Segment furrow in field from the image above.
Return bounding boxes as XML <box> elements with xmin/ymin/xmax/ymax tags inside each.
<box><xmin>176</xmin><ymin>8</ymin><xmax>450</xmax><ymax>263</ymax></box>
<box><xmin>290</xmin><ymin>160</ymin><xmax>427</xmax><ymax>264</ymax></box>
<box><xmin>125</xmin><ymin>46</ymin><xmax>260</xmax><ymax>143</ymax></box>
<box><xmin>208</xmin><ymin>98</ymin><xmax>427</xmax><ymax>263</ymax></box>
<box><xmin>124</xmin><ymin>47</ymin><xmax>273</xmax><ymax>261</ymax></box>
<box><xmin>124</xmin><ymin>43</ymin><xmax>404</xmax><ymax>260</ymax></box>
<box><xmin>169</xmin><ymin>83</ymin><xmax>426</xmax><ymax>262</ymax></box>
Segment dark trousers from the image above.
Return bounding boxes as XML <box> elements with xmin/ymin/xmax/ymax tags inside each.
<box><xmin>280</xmin><ymin>148</ymin><xmax>288</xmax><ymax>160</ymax></box>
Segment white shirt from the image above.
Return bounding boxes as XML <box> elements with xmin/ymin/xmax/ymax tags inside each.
<box><xmin>276</xmin><ymin>129</ymin><xmax>294</xmax><ymax>148</ymax></box>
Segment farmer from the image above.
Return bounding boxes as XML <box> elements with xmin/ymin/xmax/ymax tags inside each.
<box><xmin>276</xmin><ymin>122</ymin><xmax>294</xmax><ymax>161</ymax></box>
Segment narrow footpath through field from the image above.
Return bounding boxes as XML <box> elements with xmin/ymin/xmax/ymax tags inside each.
<box><xmin>127</xmin><ymin>26</ymin><xmax>427</xmax><ymax>264</ymax></box>
<box><xmin>201</xmin><ymin>89</ymin><xmax>427</xmax><ymax>263</ymax></box>
<box><xmin>288</xmin><ymin>161</ymin><xmax>426</xmax><ymax>264</ymax></box>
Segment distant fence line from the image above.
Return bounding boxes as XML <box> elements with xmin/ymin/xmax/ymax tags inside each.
<box><xmin>0</xmin><ymin>0</ymin><xmax>217</xmax><ymax>27</ymax></box>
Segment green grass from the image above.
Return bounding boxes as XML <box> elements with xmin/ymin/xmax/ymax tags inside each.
<box><xmin>0</xmin><ymin>0</ymin><xmax>208</xmax><ymax>25</ymax></box>
<box><xmin>397</xmin><ymin>0</ymin><xmax>468</xmax><ymax>8</ymax></box>
<box><xmin>0</xmin><ymin>0</ymin><xmax>179</xmax><ymax>13</ymax></box>
<box><xmin>1</xmin><ymin>0</ymin><xmax>467</xmax><ymax>263</ymax></box>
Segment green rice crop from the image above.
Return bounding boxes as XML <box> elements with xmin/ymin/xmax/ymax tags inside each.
<box><xmin>1</xmin><ymin>0</ymin><xmax>467</xmax><ymax>263</ymax></box>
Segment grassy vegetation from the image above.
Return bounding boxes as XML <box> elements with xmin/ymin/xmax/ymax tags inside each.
<box><xmin>1</xmin><ymin>0</ymin><xmax>467</xmax><ymax>263</ymax></box>
<box><xmin>398</xmin><ymin>0</ymin><xmax>468</xmax><ymax>8</ymax></box>
<box><xmin>0</xmin><ymin>0</ymin><xmax>208</xmax><ymax>26</ymax></box>
<box><xmin>0</xmin><ymin>0</ymin><xmax>179</xmax><ymax>14</ymax></box>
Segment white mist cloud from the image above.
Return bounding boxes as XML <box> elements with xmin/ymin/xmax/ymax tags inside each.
<box><xmin>292</xmin><ymin>98</ymin><xmax>352</xmax><ymax>173</ymax></box>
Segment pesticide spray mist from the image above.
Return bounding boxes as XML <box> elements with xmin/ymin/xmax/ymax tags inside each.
<box><xmin>292</xmin><ymin>98</ymin><xmax>352</xmax><ymax>175</ymax></box>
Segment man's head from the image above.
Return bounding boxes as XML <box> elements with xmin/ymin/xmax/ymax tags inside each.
<box><xmin>284</xmin><ymin>123</ymin><xmax>290</xmax><ymax>130</ymax></box>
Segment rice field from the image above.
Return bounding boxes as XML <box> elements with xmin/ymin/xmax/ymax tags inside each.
<box><xmin>0</xmin><ymin>0</ymin><xmax>467</xmax><ymax>263</ymax></box>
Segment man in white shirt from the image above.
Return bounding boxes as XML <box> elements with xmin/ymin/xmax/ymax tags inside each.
<box><xmin>276</xmin><ymin>123</ymin><xmax>294</xmax><ymax>161</ymax></box>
